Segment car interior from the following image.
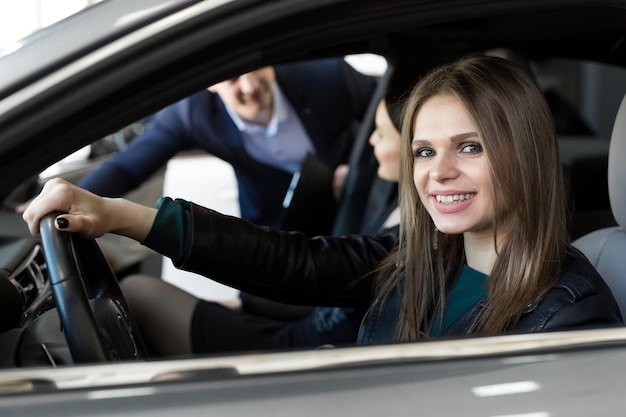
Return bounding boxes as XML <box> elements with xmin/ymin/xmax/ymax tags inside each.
<box><xmin>0</xmin><ymin>1</ymin><xmax>626</xmax><ymax>372</ymax></box>
<box><xmin>574</xmin><ymin>92</ymin><xmax>626</xmax><ymax>315</ymax></box>
<box><xmin>0</xmin><ymin>51</ymin><xmax>622</xmax><ymax>369</ymax></box>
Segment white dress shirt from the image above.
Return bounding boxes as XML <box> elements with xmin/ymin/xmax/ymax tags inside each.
<box><xmin>224</xmin><ymin>84</ymin><xmax>315</xmax><ymax>173</ymax></box>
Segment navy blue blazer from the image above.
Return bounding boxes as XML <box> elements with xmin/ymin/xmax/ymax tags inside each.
<box><xmin>78</xmin><ymin>58</ymin><xmax>377</xmax><ymax>228</ymax></box>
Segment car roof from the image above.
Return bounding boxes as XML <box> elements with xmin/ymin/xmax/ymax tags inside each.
<box><xmin>3</xmin><ymin>0</ymin><xmax>625</xmax><ymax>97</ymax></box>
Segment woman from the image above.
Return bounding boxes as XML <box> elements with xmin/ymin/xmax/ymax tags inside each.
<box><xmin>23</xmin><ymin>56</ymin><xmax>622</xmax><ymax>345</ymax></box>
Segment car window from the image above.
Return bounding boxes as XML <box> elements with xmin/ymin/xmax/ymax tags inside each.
<box><xmin>2</xmin><ymin>3</ymin><xmax>626</xmax><ymax>412</ymax></box>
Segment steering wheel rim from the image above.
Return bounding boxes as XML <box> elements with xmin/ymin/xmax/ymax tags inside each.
<box><xmin>39</xmin><ymin>212</ymin><xmax>147</xmax><ymax>364</ymax></box>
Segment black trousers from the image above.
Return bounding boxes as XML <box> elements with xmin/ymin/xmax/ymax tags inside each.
<box><xmin>190</xmin><ymin>301</ymin><xmax>366</xmax><ymax>354</ymax></box>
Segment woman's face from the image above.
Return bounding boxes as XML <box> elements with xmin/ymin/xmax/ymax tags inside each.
<box><xmin>369</xmin><ymin>100</ymin><xmax>401</xmax><ymax>182</ymax></box>
<box><xmin>411</xmin><ymin>95</ymin><xmax>494</xmax><ymax>237</ymax></box>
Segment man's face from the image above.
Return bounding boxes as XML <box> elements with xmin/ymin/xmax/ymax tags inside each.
<box><xmin>208</xmin><ymin>67</ymin><xmax>276</xmax><ymax>126</ymax></box>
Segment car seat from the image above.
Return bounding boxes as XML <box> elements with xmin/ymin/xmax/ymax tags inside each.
<box><xmin>573</xmin><ymin>93</ymin><xmax>626</xmax><ymax>315</ymax></box>
<box><xmin>332</xmin><ymin>66</ymin><xmax>392</xmax><ymax>235</ymax></box>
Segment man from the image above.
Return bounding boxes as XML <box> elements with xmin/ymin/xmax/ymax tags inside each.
<box><xmin>78</xmin><ymin>58</ymin><xmax>377</xmax><ymax>230</ymax></box>
<box><xmin>77</xmin><ymin>57</ymin><xmax>377</xmax><ymax>321</ymax></box>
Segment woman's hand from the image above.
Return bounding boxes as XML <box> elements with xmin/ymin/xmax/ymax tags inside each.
<box><xmin>22</xmin><ymin>178</ymin><xmax>156</xmax><ymax>242</ymax></box>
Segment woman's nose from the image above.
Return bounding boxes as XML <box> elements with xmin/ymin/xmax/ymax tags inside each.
<box><xmin>369</xmin><ymin>132</ymin><xmax>378</xmax><ymax>146</ymax></box>
<box><xmin>429</xmin><ymin>153</ymin><xmax>459</xmax><ymax>181</ymax></box>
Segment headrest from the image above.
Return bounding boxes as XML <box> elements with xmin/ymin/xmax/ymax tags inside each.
<box><xmin>608</xmin><ymin>93</ymin><xmax>626</xmax><ymax>230</ymax></box>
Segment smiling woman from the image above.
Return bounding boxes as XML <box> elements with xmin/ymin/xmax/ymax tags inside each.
<box><xmin>385</xmin><ymin>55</ymin><xmax>579</xmax><ymax>340</ymax></box>
<box><xmin>5</xmin><ymin>0</ymin><xmax>626</xmax><ymax>414</ymax></box>
<box><xmin>22</xmin><ymin>55</ymin><xmax>623</xmax><ymax>351</ymax></box>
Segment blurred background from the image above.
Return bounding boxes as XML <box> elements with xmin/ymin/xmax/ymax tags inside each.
<box><xmin>0</xmin><ymin>0</ymin><xmax>104</xmax><ymax>54</ymax></box>
<box><xmin>0</xmin><ymin>1</ymin><xmax>388</xmax><ymax>301</ymax></box>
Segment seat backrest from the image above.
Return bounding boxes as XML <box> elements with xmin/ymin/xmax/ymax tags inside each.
<box><xmin>573</xmin><ymin>93</ymin><xmax>626</xmax><ymax>315</ymax></box>
<box><xmin>332</xmin><ymin>66</ymin><xmax>393</xmax><ymax>235</ymax></box>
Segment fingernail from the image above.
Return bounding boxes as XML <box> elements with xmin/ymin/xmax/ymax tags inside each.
<box><xmin>56</xmin><ymin>218</ymin><xmax>69</xmax><ymax>229</ymax></box>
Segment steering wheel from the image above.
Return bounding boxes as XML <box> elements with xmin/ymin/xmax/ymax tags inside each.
<box><xmin>39</xmin><ymin>212</ymin><xmax>148</xmax><ymax>364</ymax></box>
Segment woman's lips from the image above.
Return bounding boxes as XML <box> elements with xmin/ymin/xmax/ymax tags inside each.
<box><xmin>431</xmin><ymin>193</ymin><xmax>476</xmax><ymax>214</ymax></box>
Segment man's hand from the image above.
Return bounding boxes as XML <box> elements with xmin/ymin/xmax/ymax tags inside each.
<box><xmin>332</xmin><ymin>164</ymin><xmax>350</xmax><ymax>201</ymax></box>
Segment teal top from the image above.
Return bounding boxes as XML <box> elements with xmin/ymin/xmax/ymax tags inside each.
<box><xmin>430</xmin><ymin>265</ymin><xmax>487</xmax><ymax>336</ymax></box>
<box><xmin>143</xmin><ymin>197</ymin><xmax>191</xmax><ymax>263</ymax></box>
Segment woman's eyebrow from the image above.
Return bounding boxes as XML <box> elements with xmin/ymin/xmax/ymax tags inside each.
<box><xmin>412</xmin><ymin>131</ymin><xmax>478</xmax><ymax>147</ymax></box>
<box><xmin>411</xmin><ymin>138</ymin><xmax>427</xmax><ymax>146</ymax></box>
<box><xmin>450</xmin><ymin>132</ymin><xmax>479</xmax><ymax>142</ymax></box>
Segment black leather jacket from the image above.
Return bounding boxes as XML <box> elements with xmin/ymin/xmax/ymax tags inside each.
<box><xmin>177</xmin><ymin>203</ymin><xmax>623</xmax><ymax>344</ymax></box>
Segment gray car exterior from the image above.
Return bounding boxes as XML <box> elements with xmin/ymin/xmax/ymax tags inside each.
<box><xmin>1</xmin><ymin>0</ymin><xmax>626</xmax><ymax>415</ymax></box>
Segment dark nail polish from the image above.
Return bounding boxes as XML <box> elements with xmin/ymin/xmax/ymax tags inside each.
<box><xmin>56</xmin><ymin>218</ymin><xmax>69</xmax><ymax>229</ymax></box>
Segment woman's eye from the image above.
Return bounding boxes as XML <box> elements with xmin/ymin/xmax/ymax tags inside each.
<box><xmin>414</xmin><ymin>148</ymin><xmax>434</xmax><ymax>158</ymax></box>
<box><xmin>461</xmin><ymin>143</ymin><xmax>483</xmax><ymax>154</ymax></box>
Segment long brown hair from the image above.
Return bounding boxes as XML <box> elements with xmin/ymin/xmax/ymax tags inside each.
<box><xmin>374</xmin><ymin>55</ymin><xmax>568</xmax><ymax>341</ymax></box>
